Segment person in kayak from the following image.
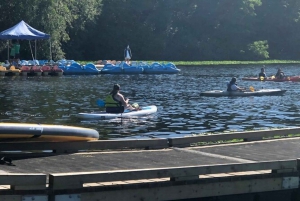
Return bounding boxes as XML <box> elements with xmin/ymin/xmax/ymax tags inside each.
<box><xmin>258</xmin><ymin>68</ymin><xmax>267</xmax><ymax>79</ymax></box>
<box><xmin>105</xmin><ymin>84</ymin><xmax>140</xmax><ymax>113</ymax></box>
<box><xmin>275</xmin><ymin>68</ymin><xmax>285</xmax><ymax>79</ymax></box>
<box><xmin>227</xmin><ymin>77</ymin><xmax>244</xmax><ymax>92</ymax></box>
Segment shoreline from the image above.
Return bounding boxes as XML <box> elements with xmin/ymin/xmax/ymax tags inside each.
<box><xmin>82</xmin><ymin>60</ymin><xmax>300</xmax><ymax>66</ymax></box>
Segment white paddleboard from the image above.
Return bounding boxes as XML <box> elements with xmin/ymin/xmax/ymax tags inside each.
<box><xmin>77</xmin><ymin>105</ymin><xmax>157</xmax><ymax>120</ymax></box>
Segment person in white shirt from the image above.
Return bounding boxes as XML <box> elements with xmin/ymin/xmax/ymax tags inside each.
<box><xmin>124</xmin><ymin>45</ymin><xmax>132</xmax><ymax>65</ymax></box>
<box><xmin>227</xmin><ymin>77</ymin><xmax>244</xmax><ymax>91</ymax></box>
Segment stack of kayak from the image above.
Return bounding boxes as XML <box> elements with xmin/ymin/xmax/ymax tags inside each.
<box><xmin>100</xmin><ymin>61</ymin><xmax>180</xmax><ymax>74</ymax></box>
<box><xmin>242</xmin><ymin>76</ymin><xmax>300</xmax><ymax>82</ymax></box>
<box><xmin>200</xmin><ymin>89</ymin><xmax>287</xmax><ymax>97</ymax></box>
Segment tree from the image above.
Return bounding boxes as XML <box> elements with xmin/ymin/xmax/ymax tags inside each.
<box><xmin>0</xmin><ymin>0</ymin><xmax>102</xmax><ymax>60</ymax></box>
<box><xmin>248</xmin><ymin>40</ymin><xmax>269</xmax><ymax>59</ymax></box>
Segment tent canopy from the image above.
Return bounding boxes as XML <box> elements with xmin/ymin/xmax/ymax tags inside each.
<box><xmin>0</xmin><ymin>20</ymin><xmax>50</xmax><ymax>40</ymax></box>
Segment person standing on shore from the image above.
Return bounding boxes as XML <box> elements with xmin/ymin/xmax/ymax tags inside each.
<box><xmin>9</xmin><ymin>41</ymin><xmax>15</xmax><ymax>59</ymax></box>
<box><xmin>124</xmin><ymin>45</ymin><xmax>132</xmax><ymax>65</ymax></box>
<box><xmin>14</xmin><ymin>40</ymin><xmax>20</xmax><ymax>60</ymax></box>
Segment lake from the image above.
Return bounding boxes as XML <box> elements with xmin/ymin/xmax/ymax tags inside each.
<box><xmin>1</xmin><ymin>64</ymin><xmax>300</xmax><ymax>140</ymax></box>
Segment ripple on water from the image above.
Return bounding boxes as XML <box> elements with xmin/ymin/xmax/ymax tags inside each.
<box><xmin>170</xmin><ymin>123</ymin><xmax>186</xmax><ymax>126</ymax></box>
<box><xmin>167</xmin><ymin>125</ymin><xmax>184</xmax><ymax>128</ymax></box>
<box><xmin>1</xmin><ymin>66</ymin><xmax>300</xmax><ymax>139</ymax></box>
<box><xmin>226</xmin><ymin>125</ymin><xmax>246</xmax><ymax>131</ymax></box>
<box><xmin>187</xmin><ymin>126</ymin><xmax>207</xmax><ymax>130</ymax></box>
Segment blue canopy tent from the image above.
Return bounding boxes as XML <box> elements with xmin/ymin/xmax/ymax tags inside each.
<box><xmin>0</xmin><ymin>20</ymin><xmax>51</xmax><ymax>62</ymax></box>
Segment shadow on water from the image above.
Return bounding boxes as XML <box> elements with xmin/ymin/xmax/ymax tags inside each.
<box><xmin>1</xmin><ymin>64</ymin><xmax>300</xmax><ymax>139</ymax></box>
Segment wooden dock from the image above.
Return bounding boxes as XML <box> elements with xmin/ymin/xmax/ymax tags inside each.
<box><xmin>1</xmin><ymin>128</ymin><xmax>300</xmax><ymax>201</ymax></box>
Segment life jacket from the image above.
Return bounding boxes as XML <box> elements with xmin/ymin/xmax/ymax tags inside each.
<box><xmin>105</xmin><ymin>94</ymin><xmax>122</xmax><ymax>107</ymax></box>
<box><xmin>258</xmin><ymin>72</ymin><xmax>266</xmax><ymax>78</ymax></box>
<box><xmin>227</xmin><ymin>83</ymin><xmax>236</xmax><ymax>92</ymax></box>
<box><xmin>105</xmin><ymin>94</ymin><xmax>124</xmax><ymax>113</ymax></box>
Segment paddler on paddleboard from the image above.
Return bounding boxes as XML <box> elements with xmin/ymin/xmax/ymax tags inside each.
<box><xmin>105</xmin><ymin>84</ymin><xmax>140</xmax><ymax>113</ymax></box>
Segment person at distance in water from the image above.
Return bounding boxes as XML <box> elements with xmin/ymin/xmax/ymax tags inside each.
<box><xmin>105</xmin><ymin>84</ymin><xmax>140</xmax><ymax>113</ymax></box>
<box><xmin>258</xmin><ymin>67</ymin><xmax>267</xmax><ymax>80</ymax></box>
<box><xmin>227</xmin><ymin>77</ymin><xmax>244</xmax><ymax>92</ymax></box>
<box><xmin>275</xmin><ymin>68</ymin><xmax>285</xmax><ymax>79</ymax></box>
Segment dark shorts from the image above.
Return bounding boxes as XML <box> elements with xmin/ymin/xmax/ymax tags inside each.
<box><xmin>106</xmin><ymin>107</ymin><xmax>124</xmax><ymax>113</ymax></box>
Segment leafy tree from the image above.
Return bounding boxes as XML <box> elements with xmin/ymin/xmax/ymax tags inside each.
<box><xmin>248</xmin><ymin>40</ymin><xmax>269</xmax><ymax>59</ymax></box>
<box><xmin>0</xmin><ymin>0</ymin><xmax>102</xmax><ymax>60</ymax></box>
<box><xmin>3</xmin><ymin>0</ymin><xmax>300</xmax><ymax>61</ymax></box>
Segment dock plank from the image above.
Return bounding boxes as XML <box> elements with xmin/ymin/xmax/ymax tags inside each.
<box><xmin>0</xmin><ymin>138</ymin><xmax>299</xmax><ymax>177</ymax></box>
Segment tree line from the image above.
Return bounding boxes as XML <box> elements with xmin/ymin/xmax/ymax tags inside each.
<box><xmin>0</xmin><ymin>0</ymin><xmax>300</xmax><ymax>61</ymax></box>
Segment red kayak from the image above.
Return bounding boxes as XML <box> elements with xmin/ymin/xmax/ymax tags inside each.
<box><xmin>242</xmin><ymin>76</ymin><xmax>300</xmax><ymax>82</ymax></box>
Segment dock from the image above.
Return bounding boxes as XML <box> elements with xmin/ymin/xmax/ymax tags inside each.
<box><xmin>1</xmin><ymin>128</ymin><xmax>300</xmax><ymax>200</ymax></box>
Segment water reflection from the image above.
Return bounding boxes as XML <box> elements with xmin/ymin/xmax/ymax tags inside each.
<box><xmin>0</xmin><ymin>65</ymin><xmax>300</xmax><ymax>139</ymax></box>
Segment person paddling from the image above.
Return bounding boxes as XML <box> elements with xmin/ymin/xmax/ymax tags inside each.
<box><xmin>227</xmin><ymin>77</ymin><xmax>244</xmax><ymax>92</ymax></box>
<box><xmin>258</xmin><ymin>67</ymin><xmax>267</xmax><ymax>80</ymax></box>
<box><xmin>275</xmin><ymin>68</ymin><xmax>285</xmax><ymax>79</ymax></box>
<box><xmin>105</xmin><ymin>84</ymin><xmax>140</xmax><ymax>113</ymax></box>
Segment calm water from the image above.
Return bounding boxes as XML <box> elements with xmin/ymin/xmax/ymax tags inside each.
<box><xmin>1</xmin><ymin>64</ymin><xmax>300</xmax><ymax>139</ymax></box>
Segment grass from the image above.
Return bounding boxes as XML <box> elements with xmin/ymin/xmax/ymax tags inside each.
<box><xmin>78</xmin><ymin>60</ymin><xmax>300</xmax><ymax>66</ymax></box>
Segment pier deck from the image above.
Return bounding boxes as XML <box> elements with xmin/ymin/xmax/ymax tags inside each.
<box><xmin>0</xmin><ymin>137</ymin><xmax>299</xmax><ymax>174</ymax></box>
<box><xmin>1</xmin><ymin>128</ymin><xmax>300</xmax><ymax>201</ymax></box>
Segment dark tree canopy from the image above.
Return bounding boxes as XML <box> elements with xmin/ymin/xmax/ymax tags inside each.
<box><xmin>1</xmin><ymin>0</ymin><xmax>300</xmax><ymax>61</ymax></box>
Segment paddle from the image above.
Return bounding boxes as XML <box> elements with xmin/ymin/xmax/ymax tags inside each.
<box><xmin>96</xmin><ymin>99</ymin><xmax>105</xmax><ymax>107</ymax></box>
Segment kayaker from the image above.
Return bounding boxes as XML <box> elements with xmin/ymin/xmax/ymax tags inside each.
<box><xmin>275</xmin><ymin>68</ymin><xmax>285</xmax><ymax>79</ymax></box>
<box><xmin>227</xmin><ymin>77</ymin><xmax>244</xmax><ymax>92</ymax></box>
<box><xmin>258</xmin><ymin>68</ymin><xmax>266</xmax><ymax>79</ymax></box>
<box><xmin>105</xmin><ymin>84</ymin><xmax>140</xmax><ymax>113</ymax></box>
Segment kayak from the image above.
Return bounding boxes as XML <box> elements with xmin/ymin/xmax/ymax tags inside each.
<box><xmin>200</xmin><ymin>89</ymin><xmax>287</xmax><ymax>97</ymax></box>
<box><xmin>77</xmin><ymin>105</ymin><xmax>157</xmax><ymax>119</ymax></box>
<box><xmin>242</xmin><ymin>77</ymin><xmax>300</xmax><ymax>82</ymax></box>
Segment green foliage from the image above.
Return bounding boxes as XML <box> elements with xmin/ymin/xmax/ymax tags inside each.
<box><xmin>1</xmin><ymin>0</ymin><xmax>300</xmax><ymax>61</ymax></box>
<box><xmin>0</xmin><ymin>0</ymin><xmax>102</xmax><ymax>60</ymax></box>
<box><xmin>241</xmin><ymin>0</ymin><xmax>262</xmax><ymax>16</ymax></box>
<box><xmin>247</xmin><ymin>40</ymin><xmax>269</xmax><ymax>59</ymax></box>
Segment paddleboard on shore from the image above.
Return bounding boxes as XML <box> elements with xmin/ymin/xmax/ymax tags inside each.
<box><xmin>0</xmin><ymin>123</ymin><xmax>99</xmax><ymax>142</ymax></box>
<box><xmin>77</xmin><ymin>105</ymin><xmax>157</xmax><ymax>120</ymax></box>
